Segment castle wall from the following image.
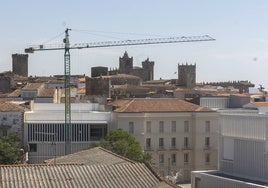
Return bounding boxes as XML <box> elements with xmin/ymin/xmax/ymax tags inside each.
<box><xmin>86</xmin><ymin>77</ymin><xmax>110</xmax><ymax>97</ymax></box>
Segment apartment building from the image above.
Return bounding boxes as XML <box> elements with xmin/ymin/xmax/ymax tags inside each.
<box><xmin>192</xmin><ymin>105</ymin><xmax>268</xmax><ymax>188</ymax></box>
<box><xmin>111</xmin><ymin>98</ymin><xmax>219</xmax><ymax>182</ymax></box>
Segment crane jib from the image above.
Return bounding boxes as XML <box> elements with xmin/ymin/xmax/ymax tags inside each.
<box><xmin>24</xmin><ymin>29</ymin><xmax>215</xmax><ymax>155</ymax></box>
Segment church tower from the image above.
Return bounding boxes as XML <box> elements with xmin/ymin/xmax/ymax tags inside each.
<box><xmin>119</xmin><ymin>51</ymin><xmax>133</xmax><ymax>74</ymax></box>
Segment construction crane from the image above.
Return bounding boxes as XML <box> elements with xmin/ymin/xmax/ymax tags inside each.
<box><xmin>25</xmin><ymin>28</ymin><xmax>215</xmax><ymax>155</ymax></box>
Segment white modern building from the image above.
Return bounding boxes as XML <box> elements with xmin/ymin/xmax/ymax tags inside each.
<box><xmin>111</xmin><ymin>98</ymin><xmax>219</xmax><ymax>182</ymax></box>
<box><xmin>24</xmin><ymin>103</ymin><xmax>112</xmax><ymax>163</ymax></box>
<box><xmin>192</xmin><ymin>104</ymin><xmax>268</xmax><ymax>188</ymax></box>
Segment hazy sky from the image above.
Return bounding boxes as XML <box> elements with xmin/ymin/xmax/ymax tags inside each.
<box><xmin>1</xmin><ymin>1</ymin><xmax>268</xmax><ymax>88</ymax></box>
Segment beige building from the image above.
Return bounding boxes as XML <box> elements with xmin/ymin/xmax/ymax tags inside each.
<box><xmin>0</xmin><ymin>101</ymin><xmax>25</xmax><ymax>146</ymax></box>
<box><xmin>111</xmin><ymin>98</ymin><xmax>219</xmax><ymax>182</ymax></box>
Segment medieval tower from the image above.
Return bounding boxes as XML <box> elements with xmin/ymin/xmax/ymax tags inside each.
<box><xmin>177</xmin><ymin>63</ymin><xmax>196</xmax><ymax>88</ymax></box>
<box><xmin>119</xmin><ymin>51</ymin><xmax>133</xmax><ymax>74</ymax></box>
<box><xmin>12</xmin><ymin>54</ymin><xmax>28</xmax><ymax>77</ymax></box>
<box><xmin>142</xmin><ymin>58</ymin><xmax>154</xmax><ymax>81</ymax></box>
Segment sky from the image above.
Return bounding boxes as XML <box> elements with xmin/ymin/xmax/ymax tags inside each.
<box><xmin>1</xmin><ymin>1</ymin><xmax>268</xmax><ymax>88</ymax></box>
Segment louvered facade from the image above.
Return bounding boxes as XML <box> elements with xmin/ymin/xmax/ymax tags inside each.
<box><xmin>24</xmin><ymin>103</ymin><xmax>111</xmax><ymax>163</ymax></box>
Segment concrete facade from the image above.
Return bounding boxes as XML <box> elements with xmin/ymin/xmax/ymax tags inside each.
<box><xmin>192</xmin><ymin>108</ymin><xmax>268</xmax><ymax>188</ymax></box>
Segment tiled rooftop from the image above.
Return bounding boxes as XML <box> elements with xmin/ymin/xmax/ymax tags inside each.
<box><xmin>0</xmin><ymin>101</ymin><xmax>25</xmax><ymax>112</ymax></box>
<box><xmin>22</xmin><ymin>83</ymin><xmax>43</xmax><ymax>90</ymax></box>
<box><xmin>7</xmin><ymin>89</ymin><xmax>21</xmax><ymax>97</ymax></box>
<box><xmin>252</xmin><ymin>102</ymin><xmax>268</xmax><ymax>107</ymax></box>
<box><xmin>38</xmin><ymin>88</ymin><xmax>55</xmax><ymax>97</ymax></box>
<box><xmin>1</xmin><ymin>147</ymin><xmax>177</xmax><ymax>188</ymax></box>
<box><xmin>44</xmin><ymin>147</ymin><xmax>135</xmax><ymax>165</ymax></box>
<box><xmin>114</xmin><ymin>98</ymin><xmax>213</xmax><ymax>113</ymax></box>
<box><xmin>1</xmin><ymin>163</ymin><xmax>176</xmax><ymax>188</ymax></box>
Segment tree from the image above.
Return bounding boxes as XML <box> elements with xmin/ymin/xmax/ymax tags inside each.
<box><xmin>97</xmin><ymin>128</ymin><xmax>151</xmax><ymax>162</ymax></box>
<box><xmin>0</xmin><ymin>133</ymin><xmax>20</xmax><ymax>164</ymax></box>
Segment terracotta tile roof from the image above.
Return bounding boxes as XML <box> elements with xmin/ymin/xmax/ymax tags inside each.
<box><xmin>252</xmin><ymin>102</ymin><xmax>268</xmax><ymax>107</ymax></box>
<box><xmin>38</xmin><ymin>88</ymin><xmax>55</xmax><ymax>97</ymax></box>
<box><xmin>0</xmin><ymin>101</ymin><xmax>25</xmax><ymax>112</ymax></box>
<box><xmin>114</xmin><ymin>98</ymin><xmax>213</xmax><ymax>113</ymax></box>
<box><xmin>108</xmin><ymin>99</ymin><xmax>134</xmax><ymax>108</ymax></box>
<box><xmin>7</xmin><ymin>89</ymin><xmax>21</xmax><ymax>97</ymax></box>
<box><xmin>47</xmin><ymin>80</ymin><xmax>64</xmax><ymax>84</ymax></box>
<box><xmin>22</xmin><ymin>83</ymin><xmax>43</xmax><ymax>90</ymax></box>
<box><xmin>78</xmin><ymin>77</ymin><xmax>86</xmax><ymax>82</ymax></box>
<box><xmin>77</xmin><ymin>87</ymin><xmax>85</xmax><ymax>94</ymax></box>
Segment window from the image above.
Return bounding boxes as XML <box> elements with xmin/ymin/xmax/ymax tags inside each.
<box><xmin>184</xmin><ymin>121</ymin><xmax>189</xmax><ymax>133</ymax></box>
<box><xmin>171</xmin><ymin>121</ymin><xmax>176</xmax><ymax>132</ymax></box>
<box><xmin>2</xmin><ymin>115</ymin><xmax>7</xmax><ymax>121</ymax></box>
<box><xmin>159</xmin><ymin>138</ymin><xmax>164</xmax><ymax>149</ymax></box>
<box><xmin>205</xmin><ymin>137</ymin><xmax>210</xmax><ymax>147</ymax></box>
<box><xmin>29</xmin><ymin>143</ymin><xmax>37</xmax><ymax>152</ymax></box>
<box><xmin>184</xmin><ymin>137</ymin><xmax>189</xmax><ymax>148</ymax></box>
<box><xmin>13</xmin><ymin>119</ymin><xmax>19</xmax><ymax>124</ymax></box>
<box><xmin>171</xmin><ymin>137</ymin><xmax>176</xmax><ymax>148</ymax></box>
<box><xmin>129</xmin><ymin>122</ymin><xmax>134</xmax><ymax>134</ymax></box>
<box><xmin>2</xmin><ymin>130</ymin><xmax>7</xmax><ymax>137</ymax></box>
<box><xmin>205</xmin><ymin>121</ymin><xmax>210</xmax><ymax>132</ymax></box>
<box><xmin>171</xmin><ymin>154</ymin><xmax>176</xmax><ymax>164</ymax></box>
<box><xmin>184</xmin><ymin>153</ymin><xmax>189</xmax><ymax>163</ymax></box>
<box><xmin>146</xmin><ymin>121</ymin><xmax>151</xmax><ymax>133</ymax></box>
<box><xmin>159</xmin><ymin>154</ymin><xmax>164</xmax><ymax>164</ymax></box>
<box><xmin>205</xmin><ymin>153</ymin><xmax>210</xmax><ymax>163</ymax></box>
<box><xmin>146</xmin><ymin>138</ymin><xmax>151</xmax><ymax>149</ymax></box>
<box><xmin>159</xmin><ymin>121</ymin><xmax>164</xmax><ymax>133</ymax></box>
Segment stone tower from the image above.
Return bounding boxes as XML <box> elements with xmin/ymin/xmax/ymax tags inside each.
<box><xmin>142</xmin><ymin>58</ymin><xmax>154</xmax><ymax>81</ymax></box>
<box><xmin>177</xmin><ymin>63</ymin><xmax>196</xmax><ymax>88</ymax></box>
<box><xmin>119</xmin><ymin>51</ymin><xmax>133</xmax><ymax>74</ymax></box>
<box><xmin>12</xmin><ymin>54</ymin><xmax>28</xmax><ymax>77</ymax></box>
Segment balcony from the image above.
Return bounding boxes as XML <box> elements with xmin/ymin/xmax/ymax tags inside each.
<box><xmin>203</xmin><ymin>145</ymin><xmax>211</xmax><ymax>150</ymax></box>
<box><xmin>144</xmin><ymin>146</ymin><xmax>153</xmax><ymax>151</ymax></box>
<box><xmin>182</xmin><ymin>146</ymin><xmax>191</xmax><ymax>151</ymax></box>
<box><xmin>158</xmin><ymin>146</ymin><xmax>166</xmax><ymax>151</ymax></box>
<box><xmin>169</xmin><ymin>146</ymin><xmax>178</xmax><ymax>150</ymax></box>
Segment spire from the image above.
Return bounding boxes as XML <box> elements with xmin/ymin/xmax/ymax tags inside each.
<box><xmin>123</xmin><ymin>51</ymin><xmax>129</xmax><ymax>58</ymax></box>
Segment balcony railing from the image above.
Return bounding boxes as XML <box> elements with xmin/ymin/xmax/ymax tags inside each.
<box><xmin>158</xmin><ymin>146</ymin><xmax>166</xmax><ymax>151</ymax></box>
<box><xmin>144</xmin><ymin>146</ymin><xmax>153</xmax><ymax>151</ymax></box>
<box><xmin>203</xmin><ymin>145</ymin><xmax>211</xmax><ymax>150</ymax></box>
<box><xmin>182</xmin><ymin>146</ymin><xmax>191</xmax><ymax>150</ymax></box>
<box><xmin>169</xmin><ymin>146</ymin><xmax>178</xmax><ymax>150</ymax></box>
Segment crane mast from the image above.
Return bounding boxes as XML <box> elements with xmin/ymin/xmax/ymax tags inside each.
<box><xmin>25</xmin><ymin>29</ymin><xmax>215</xmax><ymax>155</ymax></box>
<box><xmin>63</xmin><ymin>29</ymin><xmax>71</xmax><ymax>154</ymax></box>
